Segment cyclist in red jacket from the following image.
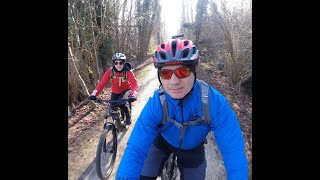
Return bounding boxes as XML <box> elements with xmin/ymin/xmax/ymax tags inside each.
<box><xmin>89</xmin><ymin>53</ymin><xmax>138</xmax><ymax>125</ymax></box>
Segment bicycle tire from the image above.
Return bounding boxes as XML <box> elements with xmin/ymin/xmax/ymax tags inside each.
<box><xmin>96</xmin><ymin>124</ymin><xmax>118</xmax><ymax>180</ymax></box>
<box><xmin>161</xmin><ymin>153</ymin><xmax>178</xmax><ymax>180</ymax></box>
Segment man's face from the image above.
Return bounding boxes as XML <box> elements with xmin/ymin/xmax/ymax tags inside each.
<box><xmin>160</xmin><ymin>65</ymin><xmax>195</xmax><ymax>99</ymax></box>
<box><xmin>114</xmin><ymin>60</ymin><xmax>124</xmax><ymax>71</ymax></box>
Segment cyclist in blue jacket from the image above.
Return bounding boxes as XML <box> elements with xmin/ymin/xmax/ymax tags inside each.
<box><xmin>116</xmin><ymin>36</ymin><xmax>248</xmax><ymax>180</ymax></box>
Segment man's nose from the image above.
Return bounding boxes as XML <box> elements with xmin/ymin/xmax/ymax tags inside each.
<box><xmin>169</xmin><ymin>73</ymin><xmax>180</xmax><ymax>84</ymax></box>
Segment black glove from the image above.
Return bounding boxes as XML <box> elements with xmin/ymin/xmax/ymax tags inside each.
<box><xmin>89</xmin><ymin>95</ymin><xmax>97</xmax><ymax>101</ymax></box>
<box><xmin>128</xmin><ymin>96</ymin><xmax>136</xmax><ymax>102</ymax></box>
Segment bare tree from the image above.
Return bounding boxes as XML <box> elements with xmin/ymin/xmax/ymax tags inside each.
<box><xmin>185</xmin><ymin>0</ymin><xmax>252</xmax><ymax>90</ymax></box>
<box><xmin>194</xmin><ymin>0</ymin><xmax>208</xmax><ymax>46</ymax></box>
<box><xmin>180</xmin><ymin>0</ymin><xmax>195</xmax><ymax>40</ymax></box>
<box><xmin>68</xmin><ymin>0</ymin><xmax>161</xmax><ymax>107</ymax></box>
<box><xmin>135</xmin><ymin>0</ymin><xmax>161</xmax><ymax>60</ymax></box>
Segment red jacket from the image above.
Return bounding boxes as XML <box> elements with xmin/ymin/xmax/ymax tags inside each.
<box><xmin>93</xmin><ymin>67</ymin><xmax>138</xmax><ymax>97</ymax></box>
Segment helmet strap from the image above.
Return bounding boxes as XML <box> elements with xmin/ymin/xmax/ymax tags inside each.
<box><xmin>187</xmin><ymin>65</ymin><xmax>197</xmax><ymax>84</ymax></box>
<box><xmin>157</xmin><ymin>69</ymin><xmax>162</xmax><ymax>87</ymax></box>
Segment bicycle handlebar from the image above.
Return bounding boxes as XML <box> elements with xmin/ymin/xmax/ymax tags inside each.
<box><xmin>96</xmin><ymin>98</ymin><xmax>126</xmax><ymax>103</ymax></box>
<box><xmin>94</xmin><ymin>98</ymin><xmax>135</xmax><ymax>106</ymax></box>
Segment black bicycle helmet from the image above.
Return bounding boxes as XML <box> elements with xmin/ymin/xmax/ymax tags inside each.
<box><xmin>152</xmin><ymin>34</ymin><xmax>200</xmax><ymax>68</ymax></box>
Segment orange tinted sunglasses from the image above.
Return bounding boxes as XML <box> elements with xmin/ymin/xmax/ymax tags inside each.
<box><xmin>159</xmin><ymin>67</ymin><xmax>191</xmax><ymax>79</ymax></box>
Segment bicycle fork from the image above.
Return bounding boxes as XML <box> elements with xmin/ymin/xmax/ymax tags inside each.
<box><xmin>103</xmin><ymin>123</ymin><xmax>116</xmax><ymax>153</ymax></box>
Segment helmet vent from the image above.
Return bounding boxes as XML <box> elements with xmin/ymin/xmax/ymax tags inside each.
<box><xmin>160</xmin><ymin>52</ymin><xmax>166</xmax><ymax>60</ymax></box>
<box><xmin>184</xmin><ymin>41</ymin><xmax>189</xmax><ymax>46</ymax></box>
<box><xmin>171</xmin><ymin>41</ymin><xmax>177</xmax><ymax>57</ymax></box>
<box><xmin>181</xmin><ymin>48</ymin><xmax>190</xmax><ymax>58</ymax></box>
<box><xmin>192</xmin><ymin>47</ymin><xmax>197</xmax><ymax>54</ymax></box>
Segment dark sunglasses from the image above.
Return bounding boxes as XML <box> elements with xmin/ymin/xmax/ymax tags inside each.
<box><xmin>159</xmin><ymin>67</ymin><xmax>191</xmax><ymax>79</ymax></box>
<box><xmin>114</xmin><ymin>61</ymin><xmax>123</xmax><ymax>65</ymax></box>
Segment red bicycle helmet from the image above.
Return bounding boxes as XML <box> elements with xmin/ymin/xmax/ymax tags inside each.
<box><xmin>112</xmin><ymin>53</ymin><xmax>126</xmax><ymax>61</ymax></box>
<box><xmin>153</xmin><ymin>34</ymin><xmax>200</xmax><ymax>68</ymax></box>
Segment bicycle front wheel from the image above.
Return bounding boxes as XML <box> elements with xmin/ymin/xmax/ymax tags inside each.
<box><xmin>95</xmin><ymin>124</ymin><xmax>117</xmax><ymax>180</ymax></box>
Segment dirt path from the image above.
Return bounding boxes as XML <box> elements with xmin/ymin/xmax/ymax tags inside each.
<box><xmin>68</xmin><ymin>59</ymin><xmax>251</xmax><ymax>180</ymax></box>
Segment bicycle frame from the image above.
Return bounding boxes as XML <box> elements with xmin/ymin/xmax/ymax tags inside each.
<box><xmin>99</xmin><ymin>98</ymin><xmax>130</xmax><ymax>132</ymax></box>
<box><xmin>105</xmin><ymin>106</ymin><xmax>126</xmax><ymax>132</ymax></box>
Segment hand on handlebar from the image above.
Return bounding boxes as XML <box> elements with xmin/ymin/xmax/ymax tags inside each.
<box><xmin>127</xmin><ymin>96</ymin><xmax>136</xmax><ymax>102</ymax></box>
<box><xmin>89</xmin><ymin>95</ymin><xmax>102</xmax><ymax>103</ymax></box>
<box><xmin>89</xmin><ymin>95</ymin><xmax>97</xmax><ymax>101</ymax></box>
<box><xmin>128</xmin><ymin>91</ymin><xmax>138</xmax><ymax>102</ymax></box>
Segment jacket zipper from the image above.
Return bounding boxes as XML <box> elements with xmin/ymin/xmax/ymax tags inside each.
<box><xmin>178</xmin><ymin>100</ymin><xmax>184</xmax><ymax>149</ymax></box>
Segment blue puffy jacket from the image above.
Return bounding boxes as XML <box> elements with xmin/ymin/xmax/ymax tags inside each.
<box><xmin>116</xmin><ymin>80</ymin><xmax>248</xmax><ymax>180</ymax></box>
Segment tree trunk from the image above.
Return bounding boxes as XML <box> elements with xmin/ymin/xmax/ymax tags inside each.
<box><xmin>68</xmin><ymin>42</ymin><xmax>90</xmax><ymax>96</ymax></box>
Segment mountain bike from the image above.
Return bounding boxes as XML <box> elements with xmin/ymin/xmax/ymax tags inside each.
<box><xmin>160</xmin><ymin>139</ymin><xmax>208</xmax><ymax>180</ymax></box>
<box><xmin>94</xmin><ymin>97</ymin><xmax>133</xmax><ymax>180</ymax></box>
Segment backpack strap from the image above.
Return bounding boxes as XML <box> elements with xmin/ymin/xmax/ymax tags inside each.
<box><xmin>197</xmin><ymin>80</ymin><xmax>210</xmax><ymax>125</ymax></box>
<box><xmin>110</xmin><ymin>69</ymin><xmax>115</xmax><ymax>82</ymax></box>
<box><xmin>166</xmin><ymin>117</ymin><xmax>207</xmax><ymax>139</ymax></box>
<box><xmin>124</xmin><ymin>71</ymin><xmax>127</xmax><ymax>81</ymax></box>
<box><xmin>158</xmin><ymin>86</ymin><xmax>168</xmax><ymax>125</ymax></box>
<box><xmin>157</xmin><ymin>80</ymin><xmax>212</xmax><ymax>143</ymax></box>
<box><xmin>110</xmin><ymin>70</ymin><xmax>128</xmax><ymax>83</ymax></box>
<box><xmin>158</xmin><ymin>80</ymin><xmax>211</xmax><ymax>126</ymax></box>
